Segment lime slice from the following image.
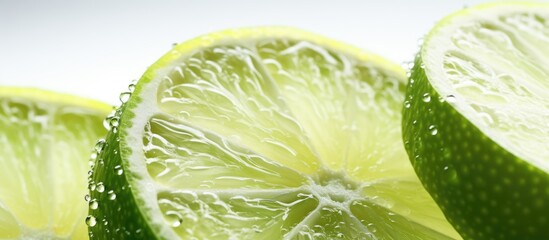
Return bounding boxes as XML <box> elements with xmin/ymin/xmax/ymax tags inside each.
<box><xmin>0</xmin><ymin>87</ymin><xmax>110</xmax><ymax>239</ymax></box>
<box><xmin>403</xmin><ymin>3</ymin><xmax>549</xmax><ymax>239</ymax></box>
<box><xmin>89</xmin><ymin>27</ymin><xmax>460</xmax><ymax>239</ymax></box>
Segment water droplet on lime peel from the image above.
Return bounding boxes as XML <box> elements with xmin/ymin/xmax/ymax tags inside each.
<box><xmin>128</xmin><ymin>83</ymin><xmax>136</xmax><ymax>92</ymax></box>
<box><xmin>404</xmin><ymin>101</ymin><xmax>411</xmax><ymax>109</ymax></box>
<box><xmin>86</xmin><ymin>215</ymin><xmax>97</xmax><ymax>227</ymax></box>
<box><xmin>443</xmin><ymin>165</ymin><xmax>459</xmax><ymax>184</ymax></box>
<box><xmin>422</xmin><ymin>93</ymin><xmax>431</xmax><ymax>102</ymax></box>
<box><xmin>96</xmin><ymin>182</ymin><xmax>105</xmax><ymax>193</ymax></box>
<box><xmin>428</xmin><ymin>125</ymin><xmax>438</xmax><ymax>135</ymax></box>
<box><xmin>114</xmin><ymin>165</ymin><xmax>124</xmax><ymax>175</ymax></box>
<box><xmin>88</xmin><ymin>160</ymin><xmax>95</xmax><ymax>169</ymax></box>
<box><xmin>89</xmin><ymin>199</ymin><xmax>99</xmax><ymax>209</ymax></box>
<box><xmin>109</xmin><ymin>116</ymin><xmax>120</xmax><ymax>128</ymax></box>
<box><xmin>108</xmin><ymin>190</ymin><xmax>117</xmax><ymax>200</ymax></box>
<box><xmin>94</xmin><ymin>139</ymin><xmax>106</xmax><ymax>153</ymax></box>
<box><xmin>119</xmin><ymin>92</ymin><xmax>131</xmax><ymax>103</ymax></box>
<box><xmin>84</xmin><ymin>194</ymin><xmax>91</xmax><ymax>202</ymax></box>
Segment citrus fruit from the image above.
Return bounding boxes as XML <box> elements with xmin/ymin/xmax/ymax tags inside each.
<box><xmin>0</xmin><ymin>87</ymin><xmax>110</xmax><ymax>239</ymax></box>
<box><xmin>88</xmin><ymin>27</ymin><xmax>460</xmax><ymax>239</ymax></box>
<box><xmin>403</xmin><ymin>3</ymin><xmax>549</xmax><ymax>240</ymax></box>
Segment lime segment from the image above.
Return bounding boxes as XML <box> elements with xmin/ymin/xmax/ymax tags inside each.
<box><xmin>0</xmin><ymin>87</ymin><xmax>109</xmax><ymax>239</ymax></box>
<box><xmin>90</xmin><ymin>27</ymin><xmax>460</xmax><ymax>239</ymax></box>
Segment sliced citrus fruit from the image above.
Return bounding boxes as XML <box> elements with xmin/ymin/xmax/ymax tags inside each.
<box><xmin>403</xmin><ymin>3</ymin><xmax>549</xmax><ymax>240</ymax></box>
<box><xmin>0</xmin><ymin>87</ymin><xmax>110</xmax><ymax>239</ymax></box>
<box><xmin>89</xmin><ymin>27</ymin><xmax>460</xmax><ymax>239</ymax></box>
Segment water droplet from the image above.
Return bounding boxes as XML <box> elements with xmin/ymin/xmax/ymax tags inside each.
<box><xmin>94</xmin><ymin>139</ymin><xmax>106</xmax><ymax>153</ymax></box>
<box><xmin>165</xmin><ymin>213</ymin><xmax>183</xmax><ymax>227</ymax></box>
<box><xmin>128</xmin><ymin>83</ymin><xmax>136</xmax><ymax>92</ymax></box>
<box><xmin>90</xmin><ymin>152</ymin><xmax>97</xmax><ymax>160</ymax></box>
<box><xmin>428</xmin><ymin>125</ymin><xmax>438</xmax><ymax>135</ymax></box>
<box><xmin>89</xmin><ymin>183</ymin><xmax>96</xmax><ymax>191</ymax></box>
<box><xmin>108</xmin><ymin>190</ymin><xmax>117</xmax><ymax>200</ymax></box>
<box><xmin>172</xmin><ymin>218</ymin><xmax>182</xmax><ymax>227</ymax></box>
<box><xmin>422</xmin><ymin>93</ymin><xmax>431</xmax><ymax>102</ymax></box>
<box><xmin>87</xmin><ymin>170</ymin><xmax>93</xmax><ymax>177</ymax></box>
<box><xmin>404</xmin><ymin>101</ymin><xmax>411</xmax><ymax>109</ymax></box>
<box><xmin>96</xmin><ymin>182</ymin><xmax>105</xmax><ymax>193</ymax></box>
<box><xmin>88</xmin><ymin>160</ymin><xmax>95</xmax><ymax>169</ymax></box>
<box><xmin>119</xmin><ymin>92</ymin><xmax>131</xmax><ymax>103</ymax></box>
<box><xmin>84</xmin><ymin>194</ymin><xmax>91</xmax><ymax>202</ymax></box>
<box><xmin>420</xmin><ymin>63</ymin><xmax>425</xmax><ymax>69</ymax></box>
<box><xmin>89</xmin><ymin>199</ymin><xmax>99</xmax><ymax>209</ymax></box>
<box><xmin>445</xmin><ymin>95</ymin><xmax>457</xmax><ymax>103</ymax></box>
<box><xmin>86</xmin><ymin>215</ymin><xmax>97</xmax><ymax>227</ymax></box>
<box><xmin>103</xmin><ymin>117</ymin><xmax>112</xmax><ymax>130</ymax></box>
<box><xmin>114</xmin><ymin>165</ymin><xmax>124</xmax><ymax>175</ymax></box>
<box><xmin>109</xmin><ymin>116</ymin><xmax>120</xmax><ymax>128</ymax></box>
<box><xmin>443</xmin><ymin>165</ymin><xmax>459</xmax><ymax>183</ymax></box>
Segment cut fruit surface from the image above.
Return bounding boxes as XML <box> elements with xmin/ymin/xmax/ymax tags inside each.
<box><xmin>403</xmin><ymin>3</ymin><xmax>549</xmax><ymax>240</ymax></box>
<box><xmin>89</xmin><ymin>27</ymin><xmax>460</xmax><ymax>239</ymax></box>
<box><xmin>0</xmin><ymin>87</ymin><xmax>110</xmax><ymax>239</ymax></box>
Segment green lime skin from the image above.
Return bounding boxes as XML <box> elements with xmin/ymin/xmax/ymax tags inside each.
<box><xmin>88</xmin><ymin>104</ymin><xmax>157</xmax><ymax>239</ymax></box>
<box><xmin>402</xmin><ymin>57</ymin><xmax>549</xmax><ymax>240</ymax></box>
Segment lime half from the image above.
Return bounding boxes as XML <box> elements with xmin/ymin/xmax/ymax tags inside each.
<box><xmin>0</xmin><ymin>87</ymin><xmax>110</xmax><ymax>239</ymax></box>
<box><xmin>89</xmin><ymin>27</ymin><xmax>460</xmax><ymax>239</ymax></box>
<box><xmin>403</xmin><ymin>3</ymin><xmax>549</xmax><ymax>240</ymax></box>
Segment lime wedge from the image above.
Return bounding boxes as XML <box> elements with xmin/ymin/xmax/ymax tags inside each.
<box><xmin>403</xmin><ymin>3</ymin><xmax>549</xmax><ymax>239</ymax></box>
<box><xmin>0</xmin><ymin>87</ymin><xmax>110</xmax><ymax>239</ymax></box>
<box><xmin>89</xmin><ymin>27</ymin><xmax>460</xmax><ymax>239</ymax></box>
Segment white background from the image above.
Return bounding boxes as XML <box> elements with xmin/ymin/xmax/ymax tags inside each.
<box><xmin>0</xmin><ymin>0</ymin><xmax>520</xmax><ymax>105</ymax></box>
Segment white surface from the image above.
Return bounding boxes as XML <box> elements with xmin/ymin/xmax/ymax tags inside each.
<box><xmin>1</xmin><ymin>0</ymin><xmax>495</xmax><ymax>105</ymax></box>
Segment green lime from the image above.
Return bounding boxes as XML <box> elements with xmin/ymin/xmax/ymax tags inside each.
<box><xmin>403</xmin><ymin>3</ymin><xmax>549</xmax><ymax>240</ymax></box>
<box><xmin>89</xmin><ymin>27</ymin><xmax>460</xmax><ymax>239</ymax></box>
<box><xmin>0</xmin><ymin>87</ymin><xmax>110</xmax><ymax>239</ymax></box>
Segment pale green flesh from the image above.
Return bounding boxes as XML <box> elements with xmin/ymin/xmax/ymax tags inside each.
<box><xmin>142</xmin><ymin>39</ymin><xmax>458</xmax><ymax>239</ymax></box>
<box><xmin>438</xmin><ymin>12</ymin><xmax>549</xmax><ymax>170</ymax></box>
<box><xmin>0</xmin><ymin>97</ymin><xmax>105</xmax><ymax>239</ymax></box>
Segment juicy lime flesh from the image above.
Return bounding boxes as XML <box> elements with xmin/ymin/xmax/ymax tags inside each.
<box><xmin>137</xmin><ymin>38</ymin><xmax>459</xmax><ymax>239</ymax></box>
<box><xmin>439</xmin><ymin>12</ymin><xmax>549</xmax><ymax>170</ymax></box>
<box><xmin>0</xmin><ymin>95</ymin><xmax>106</xmax><ymax>238</ymax></box>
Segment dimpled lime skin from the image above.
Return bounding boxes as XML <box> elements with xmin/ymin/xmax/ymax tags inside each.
<box><xmin>402</xmin><ymin>57</ymin><xmax>549</xmax><ymax>240</ymax></box>
<box><xmin>88</xmin><ymin>104</ymin><xmax>157</xmax><ymax>240</ymax></box>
